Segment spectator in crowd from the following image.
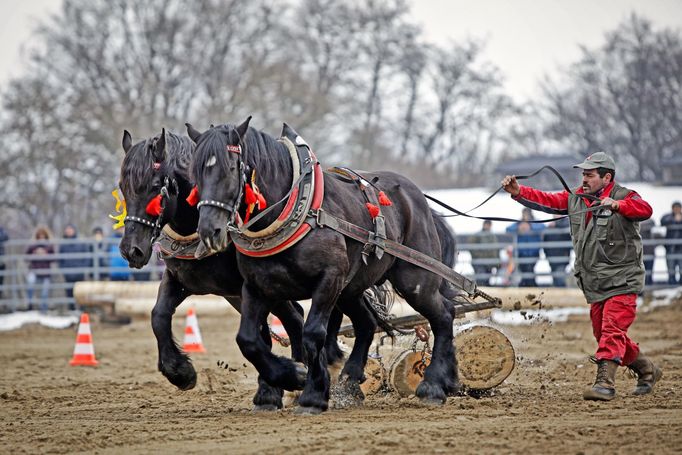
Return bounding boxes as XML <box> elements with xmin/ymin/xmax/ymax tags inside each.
<box><xmin>543</xmin><ymin>216</ymin><xmax>572</xmax><ymax>287</ymax></box>
<box><xmin>58</xmin><ymin>223</ymin><xmax>90</xmax><ymax>309</ymax></box>
<box><xmin>506</xmin><ymin>209</ymin><xmax>544</xmax><ymax>287</ymax></box>
<box><xmin>91</xmin><ymin>227</ymin><xmax>109</xmax><ymax>280</ymax></box>
<box><xmin>639</xmin><ymin>218</ymin><xmax>656</xmax><ymax>286</ymax></box>
<box><xmin>502</xmin><ymin>151</ymin><xmax>660</xmax><ymax>401</ymax></box>
<box><xmin>661</xmin><ymin>201</ymin><xmax>682</xmax><ymax>285</ymax></box>
<box><xmin>25</xmin><ymin>225</ymin><xmax>55</xmax><ymax>312</ymax></box>
<box><xmin>108</xmin><ymin>228</ymin><xmax>131</xmax><ymax>282</ymax></box>
<box><xmin>468</xmin><ymin>220</ymin><xmax>499</xmax><ymax>285</ymax></box>
<box><xmin>0</xmin><ymin>224</ymin><xmax>8</xmax><ymax>298</ymax></box>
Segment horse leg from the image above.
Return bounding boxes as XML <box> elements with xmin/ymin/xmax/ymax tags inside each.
<box><xmin>296</xmin><ymin>274</ymin><xmax>345</xmax><ymax>414</ymax></box>
<box><xmin>252</xmin><ymin>310</ymin><xmax>285</xmax><ymax>411</ymax></box>
<box><xmin>236</xmin><ymin>285</ymin><xmax>307</xmax><ymax>392</ymax></box>
<box><xmin>391</xmin><ymin>269</ymin><xmax>458</xmax><ymax>404</ymax></box>
<box><xmin>151</xmin><ymin>270</ymin><xmax>195</xmax><ymax>390</ymax></box>
<box><xmin>330</xmin><ymin>295</ymin><xmax>378</xmax><ymax>408</ymax></box>
<box><xmin>325</xmin><ymin>306</ymin><xmax>345</xmax><ymax>368</ymax></box>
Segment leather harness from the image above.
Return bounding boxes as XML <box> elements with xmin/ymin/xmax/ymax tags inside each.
<box><xmin>171</xmin><ymin>124</ymin><xmax>501</xmax><ymax>309</ymax></box>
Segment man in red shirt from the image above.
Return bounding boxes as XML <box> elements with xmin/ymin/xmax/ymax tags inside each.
<box><xmin>501</xmin><ymin>152</ymin><xmax>662</xmax><ymax>401</ymax></box>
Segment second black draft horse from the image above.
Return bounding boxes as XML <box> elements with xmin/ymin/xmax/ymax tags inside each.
<box><xmin>117</xmin><ymin>128</ymin><xmax>345</xmax><ymax>410</ymax></box>
<box><xmin>188</xmin><ymin>118</ymin><xmax>461</xmax><ymax>413</ymax></box>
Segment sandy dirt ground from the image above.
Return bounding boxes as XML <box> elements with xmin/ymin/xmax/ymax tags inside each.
<box><xmin>1</xmin><ymin>293</ymin><xmax>681</xmax><ymax>454</ymax></box>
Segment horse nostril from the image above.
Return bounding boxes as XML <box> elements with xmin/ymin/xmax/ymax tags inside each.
<box><xmin>213</xmin><ymin>228</ymin><xmax>222</xmax><ymax>239</ymax></box>
<box><xmin>129</xmin><ymin>246</ymin><xmax>144</xmax><ymax>260</ymax></box>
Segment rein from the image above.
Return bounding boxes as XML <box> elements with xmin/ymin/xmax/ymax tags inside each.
<box><xmin>425</xmin><ymin>165</ymin><xmax>604</xmax><ymax>224</ymax></box>
<box><xmin>425</xmin><ymin>165</ymin><xmax>631</xmax><ymax>264</ymax></box>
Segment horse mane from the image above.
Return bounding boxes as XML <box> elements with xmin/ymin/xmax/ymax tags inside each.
<box><xmin>121</xmin><ymin>131</ymin><xmax>195</xmax><ymax>196</ymax></box>
<box><xmin>191</xmin><ymin>124</ymin><xmax>291</xmax><ymax>191</ymax></box>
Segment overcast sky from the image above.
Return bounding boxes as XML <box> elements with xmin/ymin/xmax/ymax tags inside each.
<box><xmin>1</xmin><ymin>0</ymin><xmax>681</xmax><ymax>99</ymax></box>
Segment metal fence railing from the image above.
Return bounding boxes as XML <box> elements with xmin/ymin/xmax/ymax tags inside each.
<box><xmin>0</xmin><ymin>237</ymin><xmax>164</xmax><ymax>312</ymax></box>
<box><xmin>0</xmin><ymin>226</ymin><xmax>680</xmax><ymax>312</ymax></box>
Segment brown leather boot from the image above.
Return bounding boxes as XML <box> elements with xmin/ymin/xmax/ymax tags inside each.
<box><xmin>627</xmin><ymin>352</ymin><xmax>663</xmax><ymax>395</ymax></box>
<box><xmin>583</xmin><ymin>359</ymin><xmax>619</xmax><ymax>401</ymax></box>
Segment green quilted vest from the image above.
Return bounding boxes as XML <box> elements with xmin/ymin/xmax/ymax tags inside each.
<box><xmin>568</xmin><ymin>183</ymin><xmax>645</xmax><ymax>303</ymax></box>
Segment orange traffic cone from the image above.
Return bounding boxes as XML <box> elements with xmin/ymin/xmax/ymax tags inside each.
<box><xmin>182</xmin><ymin>307</ymin><xmax>206</xmax><ymax>353</ymax></box>
<box><xmin>69</xmin><ymin>313</ymin><xmax>99</xmax><ymax>366</ymax></box>
<box><xmin>269</xmin><ymin>316</ymin><xmax>290</xmax><ymax>347</ymax></box>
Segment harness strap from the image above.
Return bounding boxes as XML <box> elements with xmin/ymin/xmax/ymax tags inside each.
<box><xmin>326</xmin><ymin>166</ymin><xmax>387</xmax><ymax>261</ymax></box>
<box><xmin>156</xmin><ymin>225</ymin><xmax>220</xmax><ymax>260</ymax></box>
<box><xmin>313</xmin><ymin>209</ymin><xmax>485</xmax><ymax>298</ymax></box>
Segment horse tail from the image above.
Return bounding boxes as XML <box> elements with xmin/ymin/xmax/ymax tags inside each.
<box><xmin>431</xmin><ymin>209</ymin><xmax>463</xmax><ymax>302</ymax></box>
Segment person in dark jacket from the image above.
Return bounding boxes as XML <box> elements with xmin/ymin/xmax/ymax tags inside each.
<box><xmin>58</xmin><ymin>224</ymin><xmax>90</xmax><ymax>308</ymax></box>
<box><xmin>506</xmin><ymin>209</ymin><xmax>544</xmax><ymax>287</ymax></box>
<box><xmin>91</xmin><ymin>227</ymin><xmax>109</xmax><ymax>280</ymax></box>
<box><xmin>661</xmin><ymin>201</ymin><xmax>682</xmax><ymax>285</ymax></box>
<box><xmin>26</xmin><ymin>226</ymin><xmax>55</xmax><ymax>312</ymax></box>
<box><xmin>543</xmin><ymin>216</ymin><xmax>572</xmax><ymax>287</ymax></box>
<box><xmin>468</xmin><ymin>220</ymin><xmax>500</xmax><ymax>285</ymax></box>
<box><xmin>502</xmin><ymin>151</ymin><xmax>661</xmax><ymax>401</ymax></box>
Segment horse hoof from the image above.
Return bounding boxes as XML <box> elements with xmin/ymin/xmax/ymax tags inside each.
<box><xmin>294</xmin><ymin>406</ymin><xmax>324</xmax><ymax>416</ymax></box>
<box><xmin>294</xmin><ymin>362</ymin><xmax>308</xmax><ymax>388</ymax></box>
<box><xmin>253</xmin><ymin>404</ymin><xmax>280</xmax><ymax>412</ymax></box>
<box><xmin>415</xmin><ymin>382</ymin><xmax>446</xmax><ymax>405</ymax></box>
<box><xmin>163</xmin><ymin>365</ymin><xmax>197</xmax><ymax>390</ymax></box>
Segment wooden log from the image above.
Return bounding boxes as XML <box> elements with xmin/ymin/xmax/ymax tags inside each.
<box><xmin>386</xmin><ymin>325</ymin><xmax>515</xmax><ymax>396</ymax></box>
<box><xmin>454</xmin><ymin>325</ymin><xmax>515</xmax><ymax>390</ymax></box>
<box><xmin>389</xmin><ymin>350</ymin><xmax>430</xmax><ymax>397</ymax></box>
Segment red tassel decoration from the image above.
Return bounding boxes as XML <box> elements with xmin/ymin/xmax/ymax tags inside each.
<box><xmin>186</xmin><ymin>186</ymin><xmax>199</xmax><ymax>206</ymax></box>
<box><xmin>146</xmin><ymin>194</ymin><xmax>163</xmax><ymax>216</ymax></box>
<box><xmin>378</xmin><ymin>191</ymin><xmax>392</xmax><ymax>206</ymax></box>
<box><xmin>244</xmin><ymin>183</ymin><xmax>257</xmax><ymax>205</ymax></box>
<box><xmin>256</xmin><ymin>192</ymin><xmax>267</xmax><ymax>210</ymax></box>
<box><xmin>366</xmin><ymin>202</ymin><xmax>380</xmax><ymax>219</ymax></box>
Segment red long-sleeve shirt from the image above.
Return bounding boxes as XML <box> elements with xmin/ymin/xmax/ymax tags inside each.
<box><xmin>512</xmin><ymin>182</ymin><xmax>653</xmax><ymax>225</ymax></box>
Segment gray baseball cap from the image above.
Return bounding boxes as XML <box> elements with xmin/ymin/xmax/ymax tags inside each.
<box><xmin>573</xmin><ymin>151</ymin><xmax>616</xmax><ymax>170</ymax></box>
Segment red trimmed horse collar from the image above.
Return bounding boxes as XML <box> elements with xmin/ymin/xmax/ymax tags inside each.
<box><xmin>231</xmin><ymin>124</ymin><xmax>324</xmax><ymax>257</ymax></box>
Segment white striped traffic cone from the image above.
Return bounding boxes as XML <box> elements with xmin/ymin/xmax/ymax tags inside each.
<box><xmin>182</xmin><ymin>307</ymin><xmax>206</xmax><ymax>353</ymax></box>
<box><xmin>69</xmin><ymin>313</ymin><xmax>99</xmax><ymax>366</ymax></box>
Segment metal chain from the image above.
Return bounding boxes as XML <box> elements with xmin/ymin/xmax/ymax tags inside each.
<box><xmin>269</xmin><ymin>328</ymin><xmax>290</xmax><ymax>348</ymax></box>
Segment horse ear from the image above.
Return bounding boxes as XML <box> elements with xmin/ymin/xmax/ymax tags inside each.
<box><xmin>152</xmin><ymin>128</ymin><xmax>166</xmax><ymax>162</ymax></box>
<box><xmin>185</xmin><ymin>123</ymin><xmax>202</xmax><ymax>143</ymax></box>
<box><xmin>236</xmin><ymin>116</ymin><xmax>252</xmax><ymax>140</ymax></box>
<box><xmin>122</xmin><ymin>130</ymin><xmax>132</xmax><ymax>153</ymax></box>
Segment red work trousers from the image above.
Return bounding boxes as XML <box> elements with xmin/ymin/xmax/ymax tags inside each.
<box><xmin>590</xmin><ymin>293</ymin><xmax>640</xmax><ymax>366</ymax></box>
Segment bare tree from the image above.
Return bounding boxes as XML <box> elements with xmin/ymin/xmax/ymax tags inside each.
<box><xmin>542</xmin><ymin>14</ymin><xmax>682</xmax><ymax>181</ymax></box>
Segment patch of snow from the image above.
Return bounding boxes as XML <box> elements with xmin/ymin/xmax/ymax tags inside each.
<box><xmin>0</xmin><ymin>311</ymin><xmax>79</xmax><ymax>331</ymax></box>
<box><xmin>489</xmin><ymin>307</ymin><xmax>589</xmax><ymax>326</ymax></box>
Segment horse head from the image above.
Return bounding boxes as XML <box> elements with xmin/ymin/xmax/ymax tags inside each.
<box><xmin>118</xmin><ymin>128</ymin><xmax>181</xmax><ymax>268</ymax></box>
<box><xmin>188</xmin><ymin>116</ymin><xmax>251</xmax><ymax>252</ymax></box>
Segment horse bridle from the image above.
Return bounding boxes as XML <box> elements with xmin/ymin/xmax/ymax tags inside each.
<box><xmin>124</xmin><ymin>176</ymin><xmax>176</xmax><ymax>244</ymax></box>
<box><xmin>196</xmin><ymin>140</ymin><xmax>246</xmax><ymax>234</ymax></box>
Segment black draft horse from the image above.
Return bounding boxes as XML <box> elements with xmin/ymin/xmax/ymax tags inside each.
<box><xmin>117</xmin><ymin>128</ymin><xmax>346</xmax><ymax>410</ymax></box>
<box><xmin>188</xmin><ymin>118</ymin><xmax>461</xmax><ymax>413</ymax></box>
